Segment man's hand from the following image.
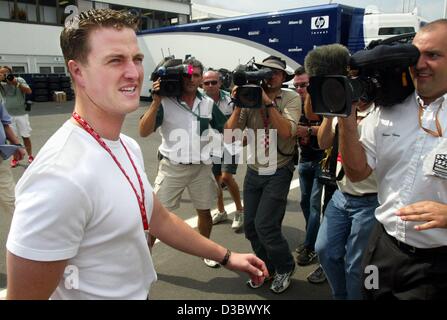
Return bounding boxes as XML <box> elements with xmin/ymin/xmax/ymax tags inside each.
<box><xmin>396</xmin><ymin>201</ymin><xmax>447</xmax><ymax>230</ymax></box>
<box><xmin>8</xmin><ymin>77</ymin><xmax>18</xmax><ymax>86</ymax></box>
<box><xmin>296</xmin><ymin>125</ymin><xmax>308</xmax><ymax>138</ymax></box>
<box><xmin>151</xmin><ymin>79</ymin><xmax>162</xmax><ymax>104</ymax></box>
<box><xmin>224</xmin><ymin>252</ymin><xmax>269</xmax><ymax>286</ymax></box>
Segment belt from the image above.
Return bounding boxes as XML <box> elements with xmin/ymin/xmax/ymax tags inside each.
<box><xmin>382</xmin><ymin>225</ymin><xmax>447</xmax><ymax>256</ymax></box>
<box><xmin>158</xmin><ymin>152</ymin><xmax>194</xmax><ymax>165</ymax></box>
<box><xmin>345</xmin><ymin>192</ymin><xmax>378</xmax><ymax>198</ymax></box>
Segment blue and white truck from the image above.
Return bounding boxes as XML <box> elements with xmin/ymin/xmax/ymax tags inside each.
<box><xmin>137</xmin><ymin>3</ymin><xmax>427</xmax><ymax>97</ymax></box>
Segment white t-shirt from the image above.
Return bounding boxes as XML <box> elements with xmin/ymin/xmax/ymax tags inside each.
<box><xmin>333</xmin><ymin>106</ymin><xmax>377</xmax><ymax>196</ymax></box>
<box><xmin>7</xmin><ymin>120</ymin><xmax>157</xmax><ymax>299</ymax></box>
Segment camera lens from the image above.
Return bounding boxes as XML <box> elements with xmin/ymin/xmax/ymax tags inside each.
<box><xmin>321</xmin><ymin>78</ymin><xmax>347</xmax><ymax>113</ymax></box>
<box><xmin>6</xmin><ymin>74</ymin><xmax>14</xmax><ymax>81</ymax></box>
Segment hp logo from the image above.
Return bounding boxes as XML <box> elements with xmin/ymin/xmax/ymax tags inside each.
<box><xmin>314</xmin><ymin>17</ymin><xmax>326</xmax><ymax>29</ymax></box>
<box><xmin>311</xmin><ymin>16</ymin><xmax>329</xmax><ymax>30</ymax></box>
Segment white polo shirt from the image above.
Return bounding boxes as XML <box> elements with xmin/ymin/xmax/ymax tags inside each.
<box><xmin>158</xmin><ymin>94</ymin><xmax>221</xmax><ymax>163</ymax></box>
<box><xmin>360</xmin><ymin>92</ymin><xmax>447</xmax><ymax>248</ymax></box>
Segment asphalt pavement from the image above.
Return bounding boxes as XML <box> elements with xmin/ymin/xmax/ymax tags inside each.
<box><xmin>0</xmin><ymin>100</ymin><xmax>331</xmax><ymax>300</ymax></box>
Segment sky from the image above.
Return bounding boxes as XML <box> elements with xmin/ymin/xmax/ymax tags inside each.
<box><xmin>192</xmin><ymin>0</ymin><xmax>446</xmax><ymax>22</ymax></box>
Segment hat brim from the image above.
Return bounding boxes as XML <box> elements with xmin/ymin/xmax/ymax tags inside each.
<box><xmin>254</xmin><ymin>62</ymin><xmax>294</xmax><ymax>82</ymax></box>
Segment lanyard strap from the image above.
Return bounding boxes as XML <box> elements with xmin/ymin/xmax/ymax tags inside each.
<box><xmin>418</xmin><ymin>102</ymin><xmax>443</xmax><ymax>138</ymax></box>
<box><xmin>259</xmin><ymin>107</ymin><xmax>270</xmax><ymax>148</ymax></box>
<box><xmin>175</xmin><ymin>97</ymin><xmax>201</xmax><ymax>118</ymax></box>
<box><xmin>72</xmin><ymin>112</ymin><xmax>149</xmax><ymax>231</ymax></box>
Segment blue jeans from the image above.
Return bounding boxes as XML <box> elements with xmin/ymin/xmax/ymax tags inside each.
<box><xmin>243</xmin><ymin>165</ymin><xmax>295</xmax><ymax>274</ymax></box>
<box><xmin>298</xmin><ymin>160</ymin><xmax>323</xmax><ymax>250</ymax></box>
<box><xmin>315</xmin><ymin>190</ymin><xmax>378</xmax><ymax>300</ymax></box>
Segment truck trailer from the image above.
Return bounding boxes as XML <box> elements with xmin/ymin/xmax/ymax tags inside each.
<box><xmin>137</xmin><ymin>3</ymin><xmax>427</xmax><ymax>98</ymax></box>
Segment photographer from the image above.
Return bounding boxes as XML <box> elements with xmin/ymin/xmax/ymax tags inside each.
<box><xmin>225</xmin><ymin>55</ymin><xmax>300</xmax><ymax>293</ymax></box>
<box><xmin>339</xmin><ymin>19</ymin><xmax>447</xmax><ymax>299</ymax></box>
<box><xmin>0</xmin><ymin>66</ymin><xmax>33</xmax><ymax>167</ymax></box>
<box><xmin>202</xmin><ymin>70</ymin><xmax>244</xmax><ymax>232</ymax></box>
<box><xmin>293</xmin><ymin>67</ymin><xmax>325</xmax><ymax>269</ymax></box>
<box><xmin>139</xmin><ymin>57</ymin><xmax>228</xmax><ymax>268</ymax></box>
<box><xmin>316</xmin><ymin>98</ymin><xmax>378</xmax><ymax>300</ymax></box>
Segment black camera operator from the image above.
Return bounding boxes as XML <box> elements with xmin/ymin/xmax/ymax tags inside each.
<box><xmin>0</xmin><ymin>66</ymin><xmax>33</xmax><ymax>167</ymax></box>
<box><xmin>337</xmin><ymin>19</ymin><xmax>447</xmax><ymax>300</ymax></box>
<box><xmin>139</xmin><ymin>57</ymin><xmax>228</xmax><ymax>268</ymax></box>
<box><xmin>225</xmin><ymin>55</ymin><xmax>300</xmax><ymax>293</ymax></box>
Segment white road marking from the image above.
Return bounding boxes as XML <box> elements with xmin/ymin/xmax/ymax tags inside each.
<box><xmin>154</xmin><ymin>178</ymin><xmax>300</xmax><ymax>245</ymax></box>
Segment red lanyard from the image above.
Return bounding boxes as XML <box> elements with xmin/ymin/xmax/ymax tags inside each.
<box><xmin>72</xmin><ymin>112</ymin><xmax>149</xmax><ymax>232</ymax></box>
<box><xmin>259</xmin><ymin>108</ymin><xmax>270</xmax><ymax>148</ymax></box>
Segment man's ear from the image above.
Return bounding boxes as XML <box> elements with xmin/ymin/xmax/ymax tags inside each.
<box><xmin>67</xmin><ymin>60</ymin><xmax>86</xmax><ymax>88</ymax></box>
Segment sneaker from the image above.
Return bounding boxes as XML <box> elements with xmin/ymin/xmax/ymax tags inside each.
<box><xmin>203</xmin><ymin>258</ymin><xmax>220</xmax><ymax>268</ymax></box>
<box><xmin>28</xmin><ymin>155</ymin><xmax>34</xmax><ymax>164</ymax></box>
<box><xmin>246</xmin><ymin>275</ymin><xmax>273</xmax><ymax>289</ymax></box>
<box><xmin>294</xmin><ymin>243</ymin><xmax>305</xmax><ymax>255</ymax></box>
<box><xmin>10</xmin><ymin>159</ymin><xmax>18</xmax><ymax>168</ymax></box>
<box><xmin>307</xmin><ymin>265</ymin><xmax>327</xmax><ymax>284</ymax></box>
<box><xmin>231</xmin><ymin>211</ymin><xmax>244</xmax><ymax>231</ymax></box>
<box><xmin>296</xmin><ymin>247</ymin><xmax>317</xmax><ymax>266</ymax></box>
<box><xmin>270</xmin><ymin>264</ymin><xmax>296</xmax><ymax>294</ymax></box>
<box><xmin>211</xmin><ymin>210</ymin><xmax>227</xmax><ymax>224</ymax></box>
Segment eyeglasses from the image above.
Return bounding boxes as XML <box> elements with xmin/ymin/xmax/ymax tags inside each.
<box><xmin>294</xmin><ymin>82</ymin><xmax>309</xmax><ymax>89</ymax></box>
<box><xmin>203</xmin><ymin>80</ymin><xmax>218</xmax><ymax>86</ymax></box>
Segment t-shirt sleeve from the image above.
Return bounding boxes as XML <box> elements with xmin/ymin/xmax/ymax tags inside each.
<box><xmin>359</xmin><ymin>108</ymin><xmax>379</xmax><ymax>170</ymax></box>
<box><xmin>6</xmin><ymin>169</ymin><xmax>92</xmax><ymax>262</ymax></box>
<box><xmin>18</xmin><ymin>77</ymin><xmax>30</xmax><ymax>89</ymax></box>
<box><xmin>0</xmin><ymin>103</ymin><xmax>12</xmax><ymax>125</ymax></box>
<box><xmin>281</xmin><ymin>93</ymin><xmax>301</xmax><ymax>134</ymax></box>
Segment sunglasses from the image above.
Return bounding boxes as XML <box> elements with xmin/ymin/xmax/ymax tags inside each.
<box><xmin>203</xmin><ymin>80</ymin><xmax>218</xmax><ymax>86</ymax></box>
<box><xmin>294</xmin><ymin>82</ymin><xmax>309</xmax><ymax>88</ymax></box>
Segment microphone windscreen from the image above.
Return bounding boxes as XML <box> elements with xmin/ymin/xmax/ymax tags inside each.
<box><xmin>233</xmin><ymin>71</ymin><xmax>247</xmax><ymax>86</ymax></box>
<box><xmin>304</xmin><ymin>44</ymin><xmax>350</xmax><ymax>77</ymax></box>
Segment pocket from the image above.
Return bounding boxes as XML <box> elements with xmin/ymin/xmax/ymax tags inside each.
<box><xmin>423</xmin><ymin>138</ymin><xmax>447</xmax><ymax>179</ymax></box>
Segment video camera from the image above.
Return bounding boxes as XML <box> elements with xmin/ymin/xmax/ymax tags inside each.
<box><xmin>306</xmin><ymin>33</ymin><xmax>420</xmax><ymax>117</ymax></box>
<box><xmin>150</xmin><ymin>56</ymin><xmax>193</xmax><ymax>97</ymax></box>
<box><xmin>232</xmin><ymin>59</ymin><xmax>273</xmax><ymax>108</ymax></box>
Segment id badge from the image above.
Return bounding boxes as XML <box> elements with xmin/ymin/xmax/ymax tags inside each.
<box><xmin>423</xmin><ymin>138</ymin><xmax>447</xmax><ymax>179</ymax></box>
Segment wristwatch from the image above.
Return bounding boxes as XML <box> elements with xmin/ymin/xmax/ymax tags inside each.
<box><xmin>265</xmin><ymin>100</ymin><xmax>275</xmax><ymax>108</ymax></box>
<box><xmin>307</xmin><ymin>127</ymin><xmax>312</xmax><ymax>136</ymax></box>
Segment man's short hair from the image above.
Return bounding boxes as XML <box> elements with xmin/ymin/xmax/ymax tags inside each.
<box><xmin>1</xmin><ymin>66</ymin><xmax>12</xmax><ymax>73</ymax></box>
<box><xmin>419</xmin><ymin>18</ymin><xmax>447</xmax><ymax>33</ymax></box>
<box><xmin>60</xmin><ymin>9</ymin><xmax>139</xmax><ymax>68</ymax></box>
<box><xmin>184</xmin><ymin>57</ymin><xmax>204</xmax><ymax>74</ymax></box>
<box><xmin>294</xmin><ymin>66</ymin><xmax>306</xmax><ymax>76</ymax></box>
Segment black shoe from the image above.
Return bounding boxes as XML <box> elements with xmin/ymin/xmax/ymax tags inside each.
<box><xmin>307</xmin><ymin>265</ymin><xmax>327</xmax><ymax>284</ymax></box>
<box><xmin>296</xmin><ymin>248</ymin><xmax>317</xmax><ymax>266</ymax></box>
<box><xmin>294</xmin><ymin>243</ymin><xmax>305</xmax><ymax>255</ymax></box>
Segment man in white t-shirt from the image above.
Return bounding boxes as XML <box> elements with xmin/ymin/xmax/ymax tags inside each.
<box><xmin>6</xmin><ymin>9</ymin><xmax>268</xmax><ymax>300</ymax></box>
<box><xmin>316</xmin><ymin>100</ymin><xmax>378</xmax><ymax>300</ymax></box>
